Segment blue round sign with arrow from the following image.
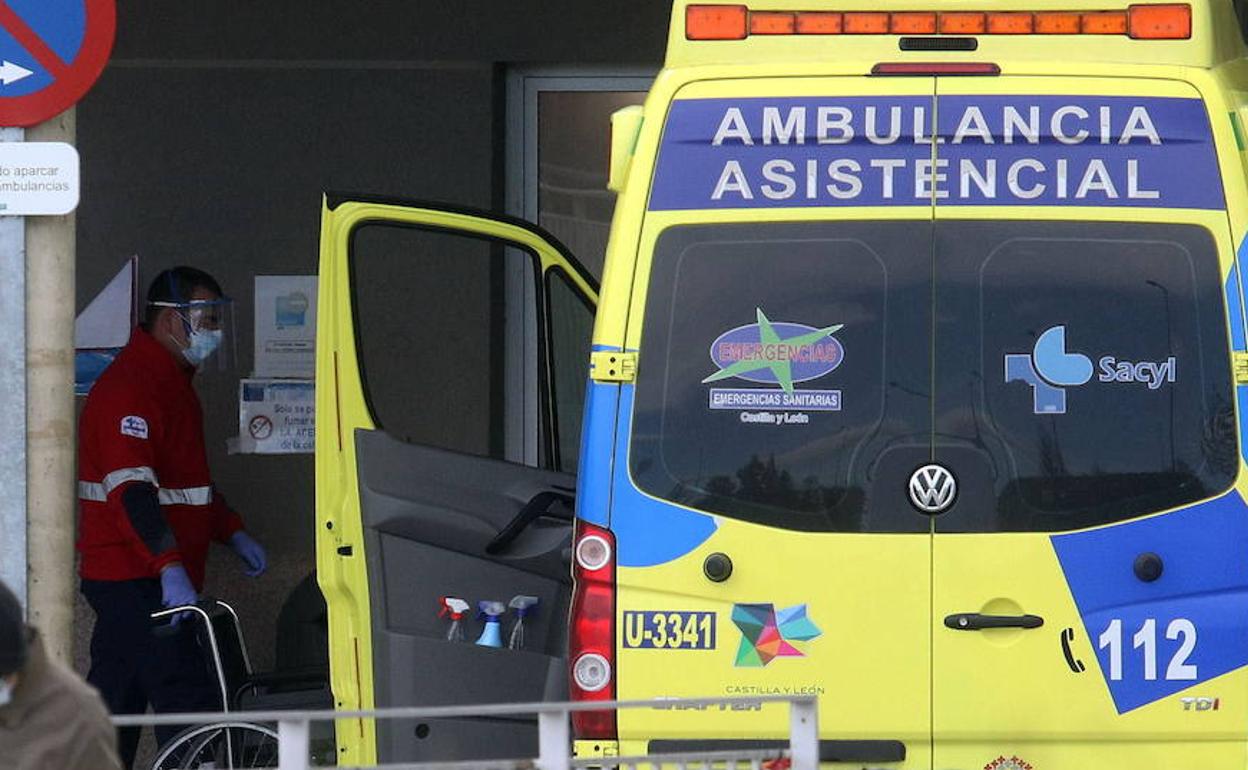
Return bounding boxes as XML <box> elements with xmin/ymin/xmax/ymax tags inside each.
<box><xmin>0</xmin><ymin>0</ymin><xmax>114</xmax><ymax>127</ymax></box>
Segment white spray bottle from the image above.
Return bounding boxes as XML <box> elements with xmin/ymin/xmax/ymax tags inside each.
<box><xmin>439</xmin><ymin>597</ymin><xmax>470</xmax><ymax>642</ymax></box>
<box><xmin>476</xmin><ymin>601</ymin><xmax>506</xmax><ymax>647</ymax></box>
<box><xmin>508</xmin><ymin>595</ymin><xmax>540</xmax><ymax>650</ymax></box>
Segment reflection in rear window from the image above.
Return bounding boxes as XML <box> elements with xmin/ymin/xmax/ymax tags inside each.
<box><xmin>936</xmin><ymin>221</ymin><xmax>1236</xmax><ymax>532</ymax></box>
<box><xmin>631</xmin><ymin>222</ymin><xmax>934</xmax><ymax>534</ymax></box>
<box><xmin>630</xmin><ymin>221</ymin><xmax>1235</xmax><ymax>534</ymax></box>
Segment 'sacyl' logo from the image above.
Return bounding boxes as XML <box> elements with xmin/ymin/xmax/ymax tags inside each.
<box><xmin>1004</xmin><ymin>325</ymin><xmax>1176</xmax><ymax>414</ymax></box>
<box><xmin>908</xmin><ymin>464</ymin><xmax>957</xmax><ymax>514</ymax></box>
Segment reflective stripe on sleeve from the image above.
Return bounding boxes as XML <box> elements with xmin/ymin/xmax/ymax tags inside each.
<box><xmin>155</xmin><ymin>486</ymin><xmax>213</xmax><ymax>506</ymax></box>
<box><xmin>78</xmin><ymin>481</ymin><xmax>107</xmax><ymax>502</ymax></box>
<box><xmin>78</xmin><ymin>479</ymin><xmax>214</xmax><ymax>507</ymax></box>
<box><xmin>102</xmin><ymin>466</ymin><xmax>158</xmax><ymax>494</ymax></box>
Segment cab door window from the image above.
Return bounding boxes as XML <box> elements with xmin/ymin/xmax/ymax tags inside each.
<box><xmin>351</xmin><ymin>221</ymin><xmax>593</xmax><ymax>470</ymax></box>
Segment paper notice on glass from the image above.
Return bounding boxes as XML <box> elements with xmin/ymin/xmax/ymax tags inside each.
<box><xmin>254</xmin><ymin>276</ymin><xmax>317</xmax><ymax>378</ymax></box>
<box><xmin>237</xmin><ymin>379</ymin><xmax>315</xmax><ymax>454</ymax></box>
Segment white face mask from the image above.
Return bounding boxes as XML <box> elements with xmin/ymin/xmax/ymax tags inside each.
<box><xmin>181</xmin><ymin>328</ymin><xmax>223</xmax><ymax>367</ymax></box>
<box><xmin>0</xmin><ymin>678</ymin><xmax>12</xmax><ymax>707</ymax></box>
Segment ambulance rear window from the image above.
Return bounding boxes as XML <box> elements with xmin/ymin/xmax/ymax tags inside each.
<box><xmin>934</xmin><ymin>220</ymin><xmax>1236</xmax><ymax>532</ymax></box>
<box><xmin>630</xmin><ymin>220</ymin><xmax>1235</xmax><ymax>533</ymax></box>
<box><xmin>631</xmin><ymin>221</ymin><xmax>934</xmax><ymax>533</ymax></box>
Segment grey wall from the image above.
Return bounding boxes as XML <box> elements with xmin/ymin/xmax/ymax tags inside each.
<box><xmin>73</xmin><ymin>1</ymin><xmax>668</xmax><ymax>674</ymax></box>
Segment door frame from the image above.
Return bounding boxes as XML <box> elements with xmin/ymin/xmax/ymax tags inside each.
<box><xmin>503</xmin><ymin>67</ymin><xmax>654</xmax><ymax>465</ymax></box>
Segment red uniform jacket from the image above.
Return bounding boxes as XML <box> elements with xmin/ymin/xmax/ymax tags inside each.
<box><xmin>77</xmin><ymin>328</ymin><xmax>243</xmax><ymax>590</ymax></box>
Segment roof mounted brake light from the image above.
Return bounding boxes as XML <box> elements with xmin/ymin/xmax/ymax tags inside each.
<box><xmin>872</xmin><ymin>62</ymin><xmax>1001</xmax><ymax>76</ymax></box>
<box><xmin>685</xmin><ymin>4</ymin><xmax>1191</xmax><ymax>40</ymax></box>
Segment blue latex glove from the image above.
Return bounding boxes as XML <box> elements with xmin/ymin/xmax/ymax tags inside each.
<box><xmin>159</xmin><ymin>564</ymin><xmax>197</xmax><ymax>625</ymax></box>
<box><xmin>229</xmin><ymin>531</ymin><xmax>268</xmax><ymax>577</ymax></box>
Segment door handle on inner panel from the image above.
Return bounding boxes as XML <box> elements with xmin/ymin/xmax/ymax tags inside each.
<box><xmin>485</xmin><ymin>491</ymin><xmax>575</xmax><ymax>555</ymax></box>
<box><xmin>944</xmin><ymin>613</ymin><xmax>1044</xmax><ymax>630</ymax></box>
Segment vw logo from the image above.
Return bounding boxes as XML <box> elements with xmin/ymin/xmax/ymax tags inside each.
<box><xmin>909</xmin><ymin>464</ymin><xmax>957</xmax><ymax>514</ymax></box>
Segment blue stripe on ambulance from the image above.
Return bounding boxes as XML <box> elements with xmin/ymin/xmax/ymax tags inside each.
<box><xmin>1051</xmin><ymin>492</ymin><xmax>1248</xmax><ymax>713</ymax></box>
<box><xmin>609</xmin><ymin>384</ymin><xmax>717</xmax><ymax>568</ymax></box>
<box><xmin>574</xmin><ymin>375</ymin><xmax>618</xmax><ymax>529</ymax></box>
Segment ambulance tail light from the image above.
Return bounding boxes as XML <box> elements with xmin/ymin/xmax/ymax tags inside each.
<box><xmin>685</xmin><ymin>4</ymin><xmax>1191</xmax><ymax>40</ymax></box>
<box><xmin>570</xmin><ymin>520</ymin><xmax>616</xmax><ymax>740</ymax></box>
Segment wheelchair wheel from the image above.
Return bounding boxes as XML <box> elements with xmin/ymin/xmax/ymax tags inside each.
<box><xmin>149</xmin><ymin>721</ymin><xmax>280</xmax><ymax>769</ymax></box>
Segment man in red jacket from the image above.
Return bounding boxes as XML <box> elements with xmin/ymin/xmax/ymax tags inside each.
<box><xmin>77</xmin><ymin>266</ymin><xmax>267</xmax><ymax>769</ymax></box>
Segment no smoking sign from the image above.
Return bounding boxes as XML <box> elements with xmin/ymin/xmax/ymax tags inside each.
<box><xmin>0</xmin><ymin>0</ymin><xmax>115</xmax><ymax>127</ymax></box>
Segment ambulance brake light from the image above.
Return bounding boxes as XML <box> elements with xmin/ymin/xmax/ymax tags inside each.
<box><xmin>872</xmin><ymin>62</ymin><xmax>1001</xmax><ymax>75</ymax></box>
<box><xmin>686</xmin><ymin>4</ymin><xmax>1191</xmax><ymax>40</ymax></box>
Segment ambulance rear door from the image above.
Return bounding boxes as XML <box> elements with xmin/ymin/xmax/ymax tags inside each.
<box><xmin>930</xmin><ymin>76</ymin><xmax>1248</xmax><ymax>770</ymax></box>
<box><xmin>613</xmin><ymin>76</ymin><xmax>938</xmax><ymax>768</ymax></box>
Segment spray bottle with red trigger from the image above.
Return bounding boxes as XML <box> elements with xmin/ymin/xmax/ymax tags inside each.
<box><xmin>439</xmin><ymin>597</ymin><xmax>470</xmax><ymax>641</ymax></box>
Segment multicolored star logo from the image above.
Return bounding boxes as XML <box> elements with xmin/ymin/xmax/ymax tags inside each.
<box><xmin>702</xmin><ymin>308</ymin><xmax>843</xmax><ymax>395</ymax></box>
<box><xmin>731</xmin><ymin>603</ymin><xmax>821</xmax><ymax>667</ymax></box>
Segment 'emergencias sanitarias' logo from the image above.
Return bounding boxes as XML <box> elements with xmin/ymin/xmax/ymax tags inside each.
<box><xmin>703</xmin><ymin>308</ymin><xmax>844</xmax><ymax>414</ymax></box>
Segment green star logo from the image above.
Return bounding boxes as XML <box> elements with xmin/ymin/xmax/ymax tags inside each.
<box><xmin>702</xmin><ymin>308</ymin><xmax>843</xmax><ymax>394</ymax></box>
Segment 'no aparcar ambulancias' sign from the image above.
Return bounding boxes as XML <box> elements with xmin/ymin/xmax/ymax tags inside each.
<box><xmin>0</xmin><ymin>141</ymin><xmax>77</xmax><ymax>214</ymax></box>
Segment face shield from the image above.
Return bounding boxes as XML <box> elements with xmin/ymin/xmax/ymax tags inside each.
<box><xmin>150</xmin><ymin>297</ymin><xmax>236</xmax><ymax>371</ymax></box>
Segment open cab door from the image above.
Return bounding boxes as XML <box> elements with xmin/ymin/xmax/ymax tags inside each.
<box><xmin>315</xmin><ymin>195</ymin><xmax>598</xmax><ymax>766</ymax></box>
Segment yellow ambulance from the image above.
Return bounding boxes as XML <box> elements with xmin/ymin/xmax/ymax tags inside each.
<box><xmin>317</xmin><ymin>2</ymin><xmax>1248</xmax><ymax>767</ymax></box>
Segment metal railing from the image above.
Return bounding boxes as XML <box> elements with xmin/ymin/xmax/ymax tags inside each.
<box><xmin>112</xmin><ymin>695</ymin><xmax>819</xmax><ymax>770</ymax></box>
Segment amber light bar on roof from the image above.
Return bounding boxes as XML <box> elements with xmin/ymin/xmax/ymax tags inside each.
<box><xmin>686</xmin><ymin>4</ymin><xmax>1191</xmax><ymax>40</ymax></box>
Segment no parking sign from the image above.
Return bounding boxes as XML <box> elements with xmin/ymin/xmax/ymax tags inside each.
<box><xmin>0</xmin><ymin>0</ymin><xmax>114</xmax><ymax>127</ymax></box>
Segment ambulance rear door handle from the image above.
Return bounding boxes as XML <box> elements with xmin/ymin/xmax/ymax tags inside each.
<box><xmin>944</xmin><ymin>613</ymin><xmax>1044</xmax><ymax>630</ymax></box>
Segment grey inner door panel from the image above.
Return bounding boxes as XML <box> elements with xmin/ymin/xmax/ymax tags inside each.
<box><xmin>356</xmin><ymin>429</ymin><xmax>574</xmax><ymax>762</ymax></box>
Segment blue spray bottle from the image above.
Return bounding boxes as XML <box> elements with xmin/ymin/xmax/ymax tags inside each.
<box><xmin>508</xmin><ymin>595</ymin><xmax>540</xmax><ymax>650</ymax></box>
<box><xmin>476</xmin><ymin>601</ymin><xmax>506</xmax><ymax>647</ymax></box>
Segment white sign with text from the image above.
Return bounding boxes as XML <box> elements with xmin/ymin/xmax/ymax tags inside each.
<box><xmin>0</xmin><ymin>142</ymin><xmax>78</xmax><ymax>215</ymax></box>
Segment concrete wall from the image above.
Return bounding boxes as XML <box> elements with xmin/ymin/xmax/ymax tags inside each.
<box><xmin>72</xmin><ymin>1</ymin><xmax>668</xmax><ymax>674</ymax></box>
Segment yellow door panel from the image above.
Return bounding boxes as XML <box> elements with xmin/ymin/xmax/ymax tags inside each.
<box><xmin>316</xmin><ymin>195</ymin><xmax>597</xmax><ymax>766</ymax></box>
<box><xmin>931</xmin><ymin>74</ymin><xmax>1247</xmax><ymax>768</ymax></box>
<box><xmin>616</xmin><ymin>521</ymin><xmax>931</xmax><ymax>755</ymax></box>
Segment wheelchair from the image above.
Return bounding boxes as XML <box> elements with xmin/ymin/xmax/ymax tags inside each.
<box><xmin>147</xmin><ymin>598</ymin><xmax>334</xmax><ymax>769</ymax></box>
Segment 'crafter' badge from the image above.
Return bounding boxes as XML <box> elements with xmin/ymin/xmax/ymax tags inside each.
<box><xmin>908</xmin><ymin>464</ymin><xmax>956</xmax><ymax>515</ymax></box>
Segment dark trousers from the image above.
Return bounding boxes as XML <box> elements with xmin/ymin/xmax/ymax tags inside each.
<box><xmin>82</xmin><ymin>578</ymin><xmax>221</xmax><ymax>770</ymax></box>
